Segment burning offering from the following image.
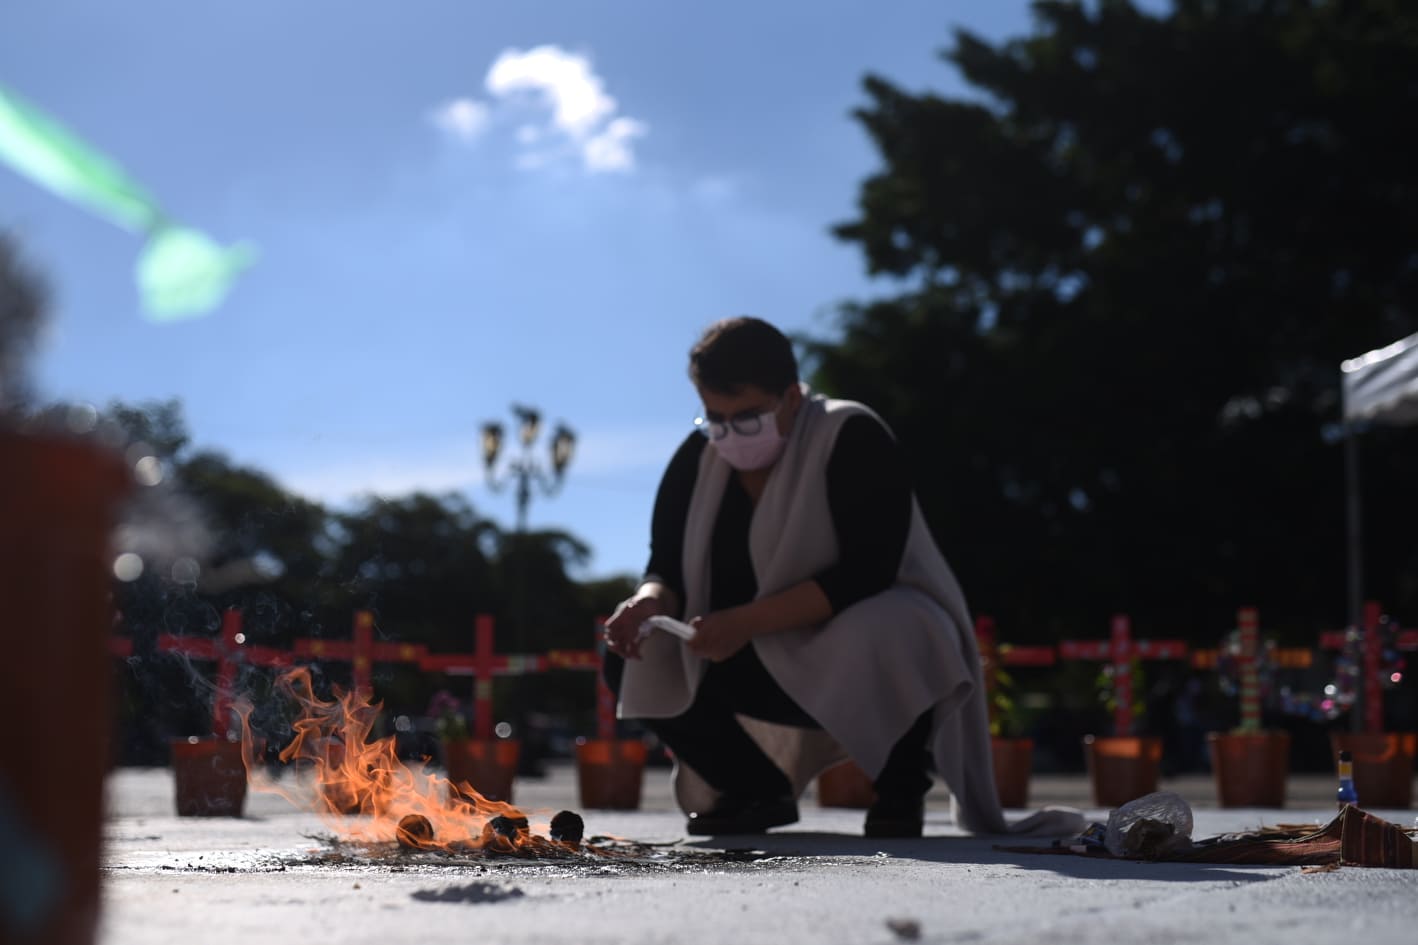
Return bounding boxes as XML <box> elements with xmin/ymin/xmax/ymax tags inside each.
<box><xmin>223</xmin><ymin>668</ymin><xmax>794</xmax><ymax>875</ymax></box>
<box><xmin>396</xmin><ymin>814</ymin><xmax>435</xmax><ymax>850</ymax></box>
<box><xmin>480</xmin><ymin>815</ymin><xmax>531</xmax><ymax>852</ymax></box>
<box><xmin>239</xmin><ymin>669</ymin><xmax>554</xmax><ymax>854</ymax></box>
<box><xmin>549</xmin><ymin>810</ymin><xmax>585</xmax><ymax>845</ymax></box>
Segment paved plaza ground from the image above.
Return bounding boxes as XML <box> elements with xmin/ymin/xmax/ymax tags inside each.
<box><xmin>100</xmin><ymin>764</ymin><xmax>1418</xmax><ymax>945</ymax></box>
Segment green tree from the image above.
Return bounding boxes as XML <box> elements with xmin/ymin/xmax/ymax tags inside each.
<box><xmin>813</xmin><ymin>0</ymin><xmax>1418</xmax><ymax>642</ymax></box>
<box><xmin>332</xmin><ymin>492</ymin><xmax>500</xmax><ymax>651</ymax></box>
<box><xmin>178</xmin><ymin>449</ymin><xmax>337</xmax><ymax>637</ymax></box>
<box><xmin>493</xmin><ymin>528</ymin><xmax>596</xmax><ymax>652</ymax></box>
<box><xmin>105</xmin><ymin>398</ymin><xmax>191</xmax><ymax>461</ymax></box>
<box><xmin>0</xmin><ymin>233</ymin><xmax>46</xmax><ymax>412</ymax></box>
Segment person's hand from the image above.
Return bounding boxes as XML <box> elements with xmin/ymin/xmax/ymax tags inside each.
<box><xmin>686</xmin><ymin>608</ymin><xmax>757</xmax><ymax>663</ymax></box>
<box><xmin>603</xmin><ymin>594</ymin><xmax>666</xmax><ymax>660</ymax></box>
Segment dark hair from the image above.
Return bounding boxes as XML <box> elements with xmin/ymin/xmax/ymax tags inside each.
<box><xmin>688</xmin><ymin>317</ymin><xmax>799</xmax><ymax>395</ymax></box>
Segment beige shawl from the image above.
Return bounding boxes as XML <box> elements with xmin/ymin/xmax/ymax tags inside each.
<box><xmin>619</xmin><ymin>393</ymin><xmax>1083</xmax><ymax>836</ymax></box>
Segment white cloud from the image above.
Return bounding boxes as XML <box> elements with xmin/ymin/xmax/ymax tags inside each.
<box><xmin>583</xmin><ymin>117</ymin><xmax>649</xmax><ymax>173</ymax></box>
<box><xmin>428</xmin><ymin>98</ymin><xmax>491</xmax><ymax>143</ymax></box>
<box><xmin>274</xmin><ymin>449</ymin><xmax>482</xmax><ymax>506</ymax></box>
<box><xmin>486</xmin><ymin>45</ymin><xmax>617</xmax><ymax>139</ymax></box>
<box><xmin>513</xmin><ymin>150</ymin><xmax>559</xmax><ymax>172</ymax></box>
<box><xmin>427</xmin><ymin>44</ymin><xmax>647</xmax><ymax>174</ymax></box>
<box><xmin>568</xmin><ymin>424</ymin><xmax>688</xmax><ymax>477</ymax></box>
<box><xmin>690</xmin><ymin>175</ymin><xmax>738</xmax><ymax>204</ymax></box>
<box><xmin>258</xmin><ymin>424</ymin><xmax>684</xmax><ymax>509</ymax></box>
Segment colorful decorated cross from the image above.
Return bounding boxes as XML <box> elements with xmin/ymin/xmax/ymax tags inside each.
<box><xmin>1191</xmin><ymin>646</ymin><xmax>1312</xmax><ymax>671</ymax></box>
<box><xmin>293</xmin><ymin>611</ymin><xmax>428</xmax><ymax>703</ymax></box>
<box><xmin>1059</xmin><ymin>614</ymin><xmax>1188</xmax><ymax>736</ymax></box>
<box><xmin>974</xmin><ymin>616</ymin><xmax>1057</xmax><ymax>738</ymax></box>
<box><xmin>1362</xmin><ymin>602</ymin><xmax>1383</xmax><ymax>733</ymax></box>
<box><xmin>417</xmin><ymin>616</ymin><xmax>599</xmax><ymax>739</ymax></box>
<box><xmin>419</xmin><ymin>616</ymin><xmax>498</xmax><ymax>738</ymax></box>
<box><xmin>1318</xmin><ymin>600</ymin><xmax>1416</xmax><ymax>732</ymax></box>
<box><xmin>973</xmin><ymin>615</ymin><xmax>1058</xmax><ymax>670</ymax></box>
<box><xmin>977</xmin><ymin>616</ymin><xmax>1000</xmax><ymax>702</ymax></box>
<box><xmin>1235</xmin><ymin>606</ymin><xmax>1262</xmax><ymax>732</ymax></box>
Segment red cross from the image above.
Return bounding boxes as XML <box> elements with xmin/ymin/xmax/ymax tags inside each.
<box><xmin>595</xmin><ymin>618</ymin><xmax>616</xmax><ymax>739</ymax></box>
<box><xmin>1236</xmin><ymin>606</ymin><xmax>1262</xmax><ymax>732</ymax></box>
<box><xmin>114</xmin><ymin>610</ymin><xmax>601</xmax><ymax>740</ymax></box>
<box><xmin>1361</xmin><ymin>602</ymin><xmax>1384</xmax><ymax>733</ymax></box>
<box><xmin>1059</xmin><ymin>614</ymin><xmax>1188</xmax><ymax>736</ymax></box>
<box><xmin>418</xmin><ymin>616</ymin><xmax>599</xmax><ymax>738</ymax></box>
<box><xmin>1191</xmin><ymin>646</ymin><xmax>1314</xmax><ymax>670</ymax></box>
<box><xmin>975</xmin><ymin>616</ymin><xmax>1003</xmax><ymax>736</ymax></box>
<box><xmin>1318</xmin><ymin>627</ymin><xmax>1418</xmax><ymax>651</ymax></box>
<box><xmin>292</xmin><ymin>611</ymin><xmax>429</xmax><ymax>703</ymax></box>
<box><xmin>157</xmin><ymin>609</ymin><xmax>296</xmax><ymax>736</ymax></box>
<box><xmin>1318</xmin><ymin>600</ymin><xmax>1414</xmax><ymax>734</ymax></box>
<box><xmin>973</xmin><ymin>615</ymin><xmax>1057</xmax><ymax>670</ymax></box>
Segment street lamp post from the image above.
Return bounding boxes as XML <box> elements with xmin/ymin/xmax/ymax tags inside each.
<box><xmin>479</xmin><ymin>405</ymin><xmax>575</xmax><ymax>773</ymax></box>
<box><xmin>480</xmin><ymin>404</ymin><xmax>576</xmax><ymax>533</ymax></box>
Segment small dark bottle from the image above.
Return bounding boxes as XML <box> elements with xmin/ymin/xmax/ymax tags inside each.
<box><xmin>1336</xmin><ymin>750</ymin><xmax>1359</xmax><ymax>810</ymax></box>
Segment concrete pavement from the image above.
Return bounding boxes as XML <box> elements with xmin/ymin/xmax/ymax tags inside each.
<box><xmin>99</xmin><ymin>764</ymin><xmax>1418</xmax><ymax>945</ymax></box>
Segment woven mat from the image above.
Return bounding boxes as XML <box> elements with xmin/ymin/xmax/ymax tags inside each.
<box><xmin>997</xmin><ymin>806</ymin><xmax>1415</xmax><ymax>869</ymax></box>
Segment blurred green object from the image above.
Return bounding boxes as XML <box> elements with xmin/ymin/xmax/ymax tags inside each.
<box><xmin>0</xmin><ymin>82</ymin><xmax>253</xmax><ymax>320</ymax></box>
<box><xmin>137</xmin><ymin>227</ymin><xmax>256</xmax><ymax>321</ymax></box>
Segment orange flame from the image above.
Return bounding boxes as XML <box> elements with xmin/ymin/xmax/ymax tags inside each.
<box><xmin>238</xmin><ymin>667</ymin><xmax>529</xmax><ymax>850</ymax></box>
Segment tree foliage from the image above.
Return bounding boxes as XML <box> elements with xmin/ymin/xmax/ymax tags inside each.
<box><xmin>0</xmin><ymin>233</ymin><xmax>46</xmax><ymax>411</ymax></box>
<box><xmin>811</xmin><ymin>0</ymin><xmax>1418</xmax><ymax>642</ymax></box>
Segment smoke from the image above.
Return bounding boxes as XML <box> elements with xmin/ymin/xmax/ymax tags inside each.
<box><xmin>113</xmin><ymin>478</ymin><xmax>213</xmax><ymax>583</ymax></box>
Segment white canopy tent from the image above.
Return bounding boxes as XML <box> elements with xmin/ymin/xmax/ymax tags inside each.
<box><xmin>1338</xmin><ymin>331</ymin><xmax>1418</xmax><ymax>729</ymax></box>
<box><xmin>1342</xmin><ymin>331</ymin><xmax>1418</xmax><ymax>426</ymax></box>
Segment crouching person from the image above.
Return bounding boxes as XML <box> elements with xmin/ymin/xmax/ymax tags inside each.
<box><xmin>602</xmin><ymin>316</ymin><xmax>1073</xmax><ymax>838</ymax></box>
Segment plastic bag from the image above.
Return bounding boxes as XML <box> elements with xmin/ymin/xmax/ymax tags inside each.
<box><xmin>1104</xmin><ymin>791</ymin><xmax>1194</xmax><ymax>857</ymax></box>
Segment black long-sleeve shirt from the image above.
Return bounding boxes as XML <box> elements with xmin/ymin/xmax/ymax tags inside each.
<box><xmin>645</xmin><ymin>413</ymin><xmax>913</xmax><ymax>618</ymax></box>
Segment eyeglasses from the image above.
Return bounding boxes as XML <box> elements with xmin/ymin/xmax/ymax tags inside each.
<box><xmin>693</xmin><ymin>405</ymin><xmax>776</xmax><ymax>440</ymax></box>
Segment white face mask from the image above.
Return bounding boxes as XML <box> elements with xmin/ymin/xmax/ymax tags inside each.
<box><xmin>710</xmin><ymin>406</ymin><xmax>786</xmax><ymax>471</ymax></box>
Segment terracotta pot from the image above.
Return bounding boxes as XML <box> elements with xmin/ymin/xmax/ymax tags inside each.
<box><xmin>575</xmin><ymin>738</ymin><xmax>647</xmax><ymax>809</ymax></box>
<box><xmin>1083</xmin><ymin>734</ymin><xmax>1163</xmax><ymax>808</ymax></box>
<box><xmin>171</xmin><ymin>736</ymin><xmax>248</xmax><ymax>816</ymax></box>
<box><xmin>444</xmin><ymin>738</ymin><xmax>520</xmax><ymax>804</ymax></box>
<box><xmin>992</xmin><ymin>737</ymin><xmax>1034</xmax><ymax>809</ymax></box>
<box><xmin>1330</xmin><ymin>732</ymin><xmax>1417</xmax><ymax>809</ymax></box>
<box><xmin>816</xmin><ymin>759</ymin><xmax>877</xmax><ymax>809</ymax></box>
<box><xmin>0</xmin><ymin>432</ymin><xmax>129</xmax><ymax>945</ymax></box>
<box><xmin>1207</xmin><ymin>731</ymin><xmax>1290</xmax><ymax>807</ymax></box>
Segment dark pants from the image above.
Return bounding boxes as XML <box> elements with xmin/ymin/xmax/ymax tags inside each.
<box><xmin>604</xmin><ymin>646</ymin><xmax>933</xmax><ymax>801</ymax></box>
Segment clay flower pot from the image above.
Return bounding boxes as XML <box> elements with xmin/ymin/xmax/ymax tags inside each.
<box><xmin>1207</xmin><ymin>731</ymin><xmax>1290</xmax><ymax>807</ymax></box>
<box><xmin>1</xmin><ymin>432</ymin><xmax>129</xmax><ymax>945</ymax></box>
<box><xmin>1329</xmin><ymin>732</ymin><xmax>1417</xmax><ymax>809</ymax></box>
<box><xmin>171</xmin><ymin>736</ymin><xmax>248</xmax><ymax>816</ymax></box>
<box><xmin>991</xmin><ymin>737</ymin><xmax>1034</xmax><ymax>809</ymax></box>
<box><xmin>443</xmin><ymin>738</ymin><xmax>520</xmax><ymax>804</ymax></box>
<box><xmin>816</xmin><ymin>759</ymin><xmax>877</xmax><ymax>809</ymax></box>
<box><xmin>1083</xmin><ymin>734</ymin><xmax>1163</xmax><ymax>808</ymax></box>
<box><xmin>575</xmin><ymin>737</ymin><xmax>647</xmax><ymax>809</ymax></box>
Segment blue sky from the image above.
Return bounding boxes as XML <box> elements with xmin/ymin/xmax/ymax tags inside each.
<box><xmin>4</xmin><ymin>1</ymin><xmax>1056</xmax><ymax>580</ymax></box>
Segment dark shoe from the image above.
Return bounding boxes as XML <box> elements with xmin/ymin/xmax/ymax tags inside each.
<box><xmin>686</xmin><ymin>794</ymin><xmax>799</xmax><ymax>835</ymax></box>
<box><xmin>864</xmin><ymin>796</ymin><xmax>924</xmax><ymax>838</ymax></box>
